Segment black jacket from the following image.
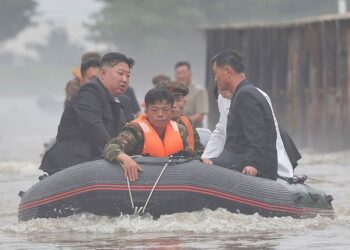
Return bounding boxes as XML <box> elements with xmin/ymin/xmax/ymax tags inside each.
<box><xmin>40</xmin><ymin>79</ymin><xmax>126</xmax><ymax>175</ymax></box>
<box><xmin>223</xmin><ymin>80</ymin><xmax>278</xmax><ymax>180</ymax></box>
<box><xmin>279</xmin><ymin>127</ymin><xmax>302</xmax><ymax>169</ymax></box>
<box><xmin>118</xmin><ymin>95</ymin><xmax>135</xmax><ymax>122</ymax></box>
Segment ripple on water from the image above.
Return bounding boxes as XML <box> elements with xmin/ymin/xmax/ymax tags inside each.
<box><xmin>0</xmin><ymin>208</ymin><xmax>343</xmax><ymax>234</ymax></box>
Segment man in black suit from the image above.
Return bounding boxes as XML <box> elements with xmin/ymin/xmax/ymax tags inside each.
<box><xmin>203</xmin><ymin>50</ymin><xmax>278</xmax><ymax>180</ymax></box>
<box><xmin>40</xmin><ymin>52</ymin><xmax>135</xmax><ymax>175</ymax></box>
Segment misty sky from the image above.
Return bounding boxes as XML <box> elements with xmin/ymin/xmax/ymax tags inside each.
<box><xmin>2</xmin><ymin>0</ymin><xmax>104</xmax><ymax>59</ymax></box>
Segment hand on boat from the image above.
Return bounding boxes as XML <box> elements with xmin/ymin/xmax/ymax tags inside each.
<box><xmin>242</xmin><ymin>166</ymin><xmax>257</xmax><ymax>176</ymax></box>
<box><xmin>116</xmin><ymin>153</ymin><xmax>143</xmax><ymax>181</ymax></box>
<box><xmin>201</xmin><ymin>158</ymin><xmax>213</xmax><ymax>165</ymax></box>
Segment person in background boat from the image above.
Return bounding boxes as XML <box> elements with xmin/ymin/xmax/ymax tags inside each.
<box><xmin>203</xmin><ymin>49</ymin><xmax>278</xmax><ymax>180</ymax></box>
<box><xmin>152</xmin><ymin>74</ymin><xmax>171</xmax><ymax>87</ymax></box>
<box><xmin>175</xmin><ymin>61</ymin><xmax>208</xmax><ymax>127</ymax></box>
<box><xmin>40</xmin><ymin>52</ymin><xmax>134</xmax><ymax>175</ymax></box>
<box><xmin>104</xmin><ymin>88</ymin><xmax>192</xmax><ymax>181</ymax></box>
<box><xmin>80</xmin><ymin>58</ymin><xmax>101</xmax><ymax>84</ymax></box>
<box><xmin>161</xmin><ymin>81</ymin><xmax>204</xmax><ymax>155</ymax></box>
<box><xmin>64</xmin><ymin>51</ymin><xmax>102</xmax><ymax>107</ymax></box>
<box><xmin>140</xmin><ymin>74</ymin><xmax>172</xmax><ymax>109</ymax></box>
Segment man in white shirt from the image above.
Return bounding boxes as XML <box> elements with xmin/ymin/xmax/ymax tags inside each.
<box><xmin>202</xmin><ymin>91</ymin><xmax>231</xmax><ymax>158</ymax></box>
<box><xmin>202</xmin><ymin>88</ymin><xmax>295</xmax><ymax>178</ymax></box>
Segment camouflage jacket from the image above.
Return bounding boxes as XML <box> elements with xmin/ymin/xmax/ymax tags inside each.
<box><xmin>104</xmin><ymin>122</ymin><xmax>192</xmax><ymax>162</ymax></box>
<box><xmin>177</xmin><ymin>117</ymin><xmax>204</xmax><ymax>155</ymax></box>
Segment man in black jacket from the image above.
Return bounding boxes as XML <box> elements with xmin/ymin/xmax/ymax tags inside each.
<box><xmin>40</xmin><ymin>52</ymin><xmax>134</xmax><ymax>175</ymax></box>
<box><xmin>204</xmin><ymin>50</ymin><xmax>277</xmax><ymax>180</ymax></box>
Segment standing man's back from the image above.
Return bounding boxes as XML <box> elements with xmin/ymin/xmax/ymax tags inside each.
<box><xmin>175</xmin><ymin>61</ymin><xmax>208</xmax><ymax>127</ymax></box>
<box><xmin>40</xmin><ymin>52</ymin><xmax>135</xmax><ymax>175</ymax></box>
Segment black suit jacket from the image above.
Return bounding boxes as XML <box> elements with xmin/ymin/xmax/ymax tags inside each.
<box><xmin>40</xmin><ymin>79</ymin><xmax>126</xmax><ymax>175</ymax></box>
<box><xmin>223</xmin><ymin>80</ymin><xmax>278</xmax><ymax>180</ymax></box>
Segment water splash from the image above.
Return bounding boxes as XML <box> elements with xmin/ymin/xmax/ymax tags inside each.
<box><xmin>1</xmin><ymin>208</ymin><xmax>337</xmax><ymax>234</ymax></box>
<box><xmin>0</xmin><ymin>161</ymin><xmax>41</xmax><ymax>176</ymax></box>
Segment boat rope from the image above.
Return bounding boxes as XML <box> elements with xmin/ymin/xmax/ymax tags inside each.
<box><xmin>123</xmin><ymin>156</ymin><xmax>191</xmax><ymax>215</ymax></box>
<box><xmin>140</xmin><ymin>157</ymin><xmax>174</xmax><ymax>214</ymax></box>
<box><xmin>126</xmin><ymin>174</ymin><xmax>135</xmax><ymax>209</ymax></box>
<box><xmin>122</xmin><ymin>162</ymin><xmax>140</xmax><ymax>214</ymax></box>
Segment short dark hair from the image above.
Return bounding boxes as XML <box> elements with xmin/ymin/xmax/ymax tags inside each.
<box><xmin>160</xmin><ymin>81</ymin><xmax>189</xmax><ymax>97</ymax></box>
<box><xmin>175</xmin><ymin>61</ymin><xmax>191</xmax><ymax>70</ymax></box>
<box><xmin>144</xmin><ymin>87</ymin><xmax>175</xmax><ymax>107</ymax></box>
<box><xmin>152</xmin><ymin>74</ymin><xmax>171</xmax><ymax>86</ymax></box>
<box><xmin>80</xmin><ymin>58</ymin><xmax>101</xmax><ymax>78</ymax></box>
<box><xmin>101</xmin><ymin>52</ymin><xmax>135</xmax><ymax>69</ymax></box>
<box><xmin>211</xmin><ymin>49</ymin><xmax>244</xmax><ymax>73</ymax></box>
<box><xmin>81</xmin><ymin>51</ymin><xmax>101</xmax><ymax>62</ymax></box>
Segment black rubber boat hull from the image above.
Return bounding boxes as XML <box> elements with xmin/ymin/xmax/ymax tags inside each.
<box><xmin>18</xmin><ymin>158</ymin><xmax>334</xmax><ymax>221</ymax></box>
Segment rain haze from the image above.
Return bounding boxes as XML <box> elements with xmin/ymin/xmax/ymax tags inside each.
<box><xmin>0</xmin><ymin>0</ymin><xmax>350</xmax><ymax>249</ymax></box>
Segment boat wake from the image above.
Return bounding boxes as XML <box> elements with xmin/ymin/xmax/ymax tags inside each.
<box><xmin>1</xmin><ymin>208</ymin><xmax>343</xmax><ymax>234</ymax></box>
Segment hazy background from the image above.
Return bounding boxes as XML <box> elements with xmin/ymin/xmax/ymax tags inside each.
<box><xmin>0</xmin><ymin>0</ymin><xmax>348</xmax><ymax>161</ymax></box>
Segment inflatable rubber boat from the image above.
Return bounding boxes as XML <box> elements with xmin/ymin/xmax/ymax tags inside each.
<box><xmin>18</xmin><ymin>156</ymin><xmax>334</xmax><ymax>221</ymax></box>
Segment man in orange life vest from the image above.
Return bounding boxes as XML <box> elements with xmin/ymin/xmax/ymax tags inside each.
<box><xmin>161</xmin><ymin>81</ymin><xmax>204</xmax><ymax>155</ymax></box>
<box><xmin>104</xmin><ymin>87</ymin><xmax>192</xmax><ymax>181</ymax></box>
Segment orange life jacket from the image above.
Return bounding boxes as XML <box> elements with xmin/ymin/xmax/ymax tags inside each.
<box><xmin>133</xmin><ymin>115</ymin><xmax>184</xmax><ymax>157</ymax></box>
<box><xmin>179</xmin><ymin>116</ymin><xmax>195</xmax><ymax>151</ymax></box>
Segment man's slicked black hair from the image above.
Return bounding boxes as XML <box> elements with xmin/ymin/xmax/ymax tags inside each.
<box><xmin>80</xmin><ymin>58</ymin><xmax>101</xmax><ymax>78</ymax></box>
<box><xmin>101</xmin><ymin>52</ymin><xmax>135</xmax><ymax>68</ymax></box>
<box><xmin>175</xmin><ymin>61</ymin><xmax>191</xmax><ymax>70</ymax></box>
<box><xmin>211</xmin><ymin>49</ymin><xmax>244</xmax><ymax>73</ymax></box>
<box><xmin>144</xmin><ymin>87</ymin><xmax>175</xmax><ymax>107</ymax></box>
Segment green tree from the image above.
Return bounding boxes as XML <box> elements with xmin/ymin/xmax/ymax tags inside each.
<box><xmin>0</xmin><ymin>0</ymin><xmax>37</xmax><ymax>42</ymax></box>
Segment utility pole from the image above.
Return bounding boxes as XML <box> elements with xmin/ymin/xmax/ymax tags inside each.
<box><xmin>338</xmin><ymin>0</ymin><xmax>347</xmax><ymax>14</ymax></box>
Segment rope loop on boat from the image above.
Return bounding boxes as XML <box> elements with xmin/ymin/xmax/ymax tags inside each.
<box><xmin>124</xmin><ymin>155</ymin><xmax>192</xmax><ymax>215</ymax></box>
<box><xmin>140</xmin><ymin>156</ymin><xmax>175</xmax><ymax>214</ymax></box>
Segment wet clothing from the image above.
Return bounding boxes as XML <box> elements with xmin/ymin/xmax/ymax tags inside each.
<box><xmin>104</xmin><ymin>117</ymin><xmax>191</xmax><ymax>161</ymax></box>
<box><xmin>178</xmin><ymin>116</ymin><xmax>204</xmax><ymax>155</ymax></box>
<box><xmin>211</xmin><ymin>80</ymin><xmax>278</xmax><ymax>180</ymax></box>
<box><xmin>40</xmin><ymin>78</ymin><xmax>126</xmax><ymax>175</ymax></box>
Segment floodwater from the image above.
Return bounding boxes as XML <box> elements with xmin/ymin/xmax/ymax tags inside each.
<box><xmin>0</xmin><ymin>96</ymin><xmax>350</xmax><ymax>249</ymax></box>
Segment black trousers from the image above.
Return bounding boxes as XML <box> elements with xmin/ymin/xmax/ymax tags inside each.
<box><xmin>210</xmin><ymin>150</ymin><xmax>245</xmax><ymax>172</ymax></box>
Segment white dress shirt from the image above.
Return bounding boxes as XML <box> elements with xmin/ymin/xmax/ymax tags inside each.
<box><xmin>202</xmin><ymin>95</ymin><xmax>230</xmax><ymax>158</ymax></box>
